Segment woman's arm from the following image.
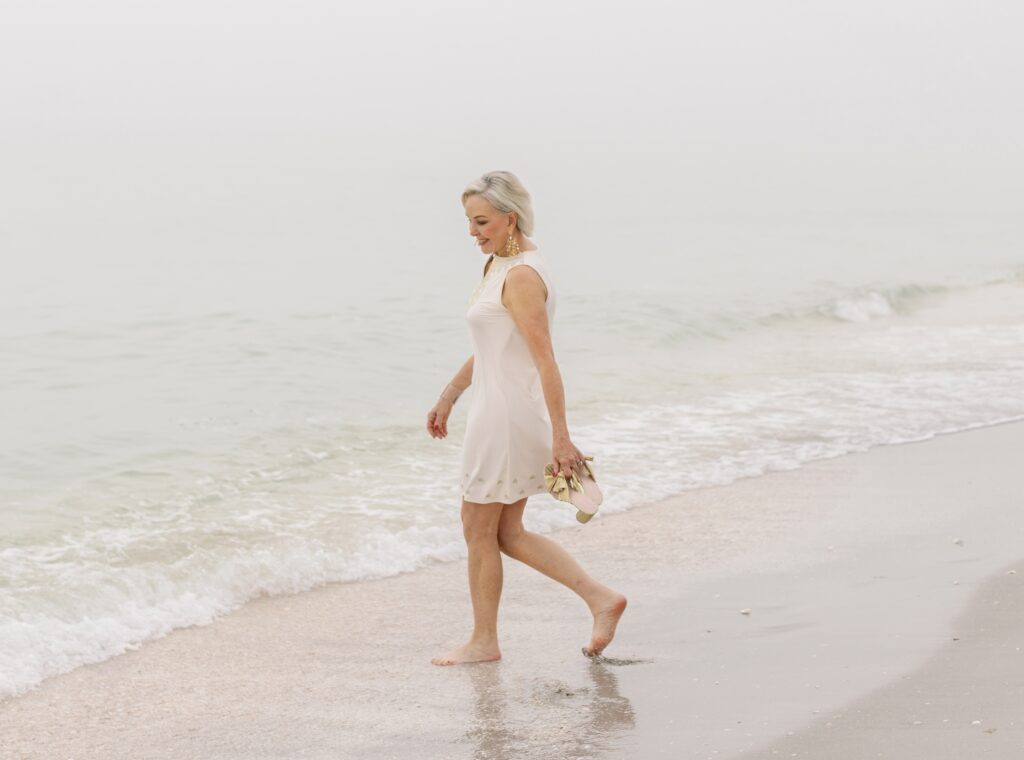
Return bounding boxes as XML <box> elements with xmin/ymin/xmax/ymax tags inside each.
<box><xmin>441</xmin><ymin>355</ymin><xmax>474</xmax><ymax>404</ymax></box>
<box><xmin>428</xmin><ymin>355</ymin><xmax>473</xmax><ymax>439</ymax></box>
<box><xmin>503</xmin><ymin>266</ymin><xmax>584</xmax><ymax>475</ymax></box>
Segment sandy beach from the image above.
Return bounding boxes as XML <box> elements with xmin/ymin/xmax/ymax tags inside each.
<box><xmin>2</xmin><ymin>420</ymin><xmax>1023</xmax><ymax>759</ymax></box>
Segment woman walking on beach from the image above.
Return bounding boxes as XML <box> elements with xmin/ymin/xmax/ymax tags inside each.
<box><xmin>426</xmin><ymin>170</ymin><xmax>627</xmax><ymax>666</ymax></box>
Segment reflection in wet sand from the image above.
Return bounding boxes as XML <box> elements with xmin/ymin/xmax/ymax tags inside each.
<box><xmin>464</xmin><ymin>665</ymin><xmax>516</xmax><ymax>760</ymax></box>
<box><xmin>463</xmin><ymin>661</ymin><xmax>636</xmax><ymax>759</ymax></box>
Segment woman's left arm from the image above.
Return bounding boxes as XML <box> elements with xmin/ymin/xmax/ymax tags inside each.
<box><xmin>503</xmin><ymin>266</ymin><xmax>585</xmax><ymax>477</ymax></box>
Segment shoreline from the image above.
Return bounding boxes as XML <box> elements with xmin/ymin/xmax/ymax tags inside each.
<box><xmin>2</xmin><ymin>421</ymin><xmax>1023</xmax><ymax>759</ymax></box>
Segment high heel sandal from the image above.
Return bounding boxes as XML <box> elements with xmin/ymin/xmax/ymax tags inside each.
<box><xmin>544</xmin><ymin>455</ymin><xmax>603</xmax><ymax>523</ymax></box>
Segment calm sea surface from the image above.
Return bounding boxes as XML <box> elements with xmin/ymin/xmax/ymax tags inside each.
<box><xmin>2</xmin><ymin>211</ymin><xmax>1022</xmax><ymax>698</ymax></box>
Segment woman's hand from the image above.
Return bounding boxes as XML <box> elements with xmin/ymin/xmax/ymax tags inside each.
<box><xmin>552</xmin><ymin>435</ymin><xmax>586</xmax><ymax>478</ymax></box>
<box><xmin>427</xmin><ymin>398</ymin><xmax>453</xmax><ymax>438</ymax></box>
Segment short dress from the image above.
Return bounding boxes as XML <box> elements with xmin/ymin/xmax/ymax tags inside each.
<box><xmin>460</xmin><ymin>249</ymin><xmax>558</xmax><ymax>505</ymax></box>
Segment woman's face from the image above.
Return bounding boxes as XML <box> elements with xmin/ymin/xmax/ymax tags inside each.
<box><xmin>464</xmin><ymin>194</ymin><xmax>516</xmax><ymax>256</ymax></box>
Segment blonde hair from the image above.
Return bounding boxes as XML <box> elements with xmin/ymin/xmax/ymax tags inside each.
<box><xmin>461</xmin><ymin>170</ymin><xmax>535</xmax><ymax>237</ymax></box>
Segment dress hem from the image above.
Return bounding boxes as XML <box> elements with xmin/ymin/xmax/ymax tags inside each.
<box><xmin>460</xmin><ymin>484</ymin><xmax>550</xmax><ymax>505</ymax></box>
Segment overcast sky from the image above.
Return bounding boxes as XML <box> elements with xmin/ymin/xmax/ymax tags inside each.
<box><xmin>2</xmin><ymin>0</ymin><xmax>1022</xmax><ymax>269</ymax></box>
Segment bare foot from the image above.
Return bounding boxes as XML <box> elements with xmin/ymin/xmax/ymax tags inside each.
<box><xmin>431</xmin><ymin>640</ymin><xmax>501</xmax><ymax>666</ymax></box>
<box><xmin>583</xmin><ymin>593</ymin><xmax>628</xmax><ymax>657</ymax></box>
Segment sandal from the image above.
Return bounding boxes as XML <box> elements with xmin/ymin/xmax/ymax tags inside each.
<box><xmin>544</xmin><ymin>455</ymin><xmax>603</xmax><ymax>523</ymax></box>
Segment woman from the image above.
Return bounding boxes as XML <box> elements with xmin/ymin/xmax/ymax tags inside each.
<box><xmin>426</xmin><ymin>170</ymin><xmax>627</xmax><ymax>666</ymax></box>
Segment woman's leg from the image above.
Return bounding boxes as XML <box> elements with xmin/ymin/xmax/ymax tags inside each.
<box><xmin>431</xmin><ymin>499</ymin><xmax>509</xmax><ymax>666</ymax></box>
<box><xmin>496</xmin><ymin>502</ymin><xmax>627</xmax><ymax>656</ymax></box>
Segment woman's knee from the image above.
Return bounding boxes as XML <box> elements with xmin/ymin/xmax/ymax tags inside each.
<box><xmin>496</xmin><ymin>524</ymin><xmax>525</xmax><ymax>555</ymax></box>
<box><xmin>463</xmin><ymin>524</ymin><xmax>499</xmax><ymax>546</ymax></box>
<box><xmin>461</xmin><ymin>503</ymin><xmax>501</xmax><ymax>544</ymax></box>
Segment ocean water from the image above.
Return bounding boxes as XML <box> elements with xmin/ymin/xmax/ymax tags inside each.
<box><xmin>2</xmin><ymin>214</ymin><xmax>1023</xmax><ymax>699</ymax></box>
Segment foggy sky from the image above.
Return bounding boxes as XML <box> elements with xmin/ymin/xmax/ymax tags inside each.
<box><xmin>2</xmin><ymin>0</ymin><xmax>1022</xmax><ymax>268</ymax></box>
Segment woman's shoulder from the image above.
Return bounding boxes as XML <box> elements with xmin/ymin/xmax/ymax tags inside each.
<box><xmin>505</xmin><ymin>250</ymin><xmax>554</xmax><ymax>295</ymax></box>
<box><xmin>518</xmin><ymin>249</ymin><xmax>551</xmax><ymax>275</ymax></box>
<box><xmin>510</xmin><ymin>248</ymin><xmax>547</xmax><ymax>272</ymax></box>
<box><xmin>518</xmin><ymin>248</ymin><xmax>546</xmax><ymax>266</ymax></box>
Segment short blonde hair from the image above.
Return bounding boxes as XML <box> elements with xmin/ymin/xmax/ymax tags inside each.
<box><xmin>461</xmin><ymin>170</ymin><xmax>535</xmax><ymax>237</ymax></box>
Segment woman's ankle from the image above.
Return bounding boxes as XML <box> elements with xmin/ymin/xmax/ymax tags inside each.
<box><xmin>470</xmin><ymin>630</ymin><xmax>499</xmax><ymax>648</ymax></box>
<box><xmin>585</xmin><ymin>585</ymin><xmax>622</xmax><ymax>614</ymax></box>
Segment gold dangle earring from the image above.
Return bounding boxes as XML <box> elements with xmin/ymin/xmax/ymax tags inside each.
<box><xmin>504</xmin><ymin>229</ymin><xmax>520</xmax><ymax>257</ymax></box>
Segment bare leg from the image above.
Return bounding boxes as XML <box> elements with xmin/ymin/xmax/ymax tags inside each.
<box><xmin>497</xmin><ymin>502</ymin><xmax>627</xmax><ymax>656</ymax></box>
<box><xmin>432</xmin><ymin>499</ymin><xmax>507</xmax><ymax>666</ymax></box>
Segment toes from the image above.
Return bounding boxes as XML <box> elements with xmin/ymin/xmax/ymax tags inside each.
<box><xmin>584</xmin><ymin>638</ymin><xmax>609</xmax><ymax>657</ymax></box>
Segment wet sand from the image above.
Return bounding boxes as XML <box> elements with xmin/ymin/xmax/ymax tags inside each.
<box><xmin>2</xmin><ymin>421</ymin><xmax>1023</xmax><ymax>759</ymax></box>
<box><xmin>731</xmin><ymin>564</ymin><xmax>1023</xmax><ymax>759</ymax></box>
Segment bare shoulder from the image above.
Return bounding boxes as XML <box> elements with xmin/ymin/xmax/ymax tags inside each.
<box><xmin>503</xmin><ymin>262</ymin><xmax>549</xmax><ymax>304</ymax></box>
<box><xmin>506</xmin><ymin>263</ymin><xmax>546</xmax><ymax>290</ymax></box>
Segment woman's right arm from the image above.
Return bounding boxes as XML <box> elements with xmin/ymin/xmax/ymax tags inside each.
<box><xmin>427</xmin><ymin>355</ymin><xmax>473</xmax><ymax>438</ymax></box>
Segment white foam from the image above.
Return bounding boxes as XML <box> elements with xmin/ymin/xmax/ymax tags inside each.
<box><xmin>0</xmin><ymin>524</ymin><xmax>469</xmax><ymax>700</ymax></box>
<box><xmin>829</xmin><ymin>291</ymin><xmax>895</xmax><ymax>322</ymax></box>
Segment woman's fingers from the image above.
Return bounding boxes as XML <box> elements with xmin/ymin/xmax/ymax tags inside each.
<box><xmin>427</xmin><ymin>403</ymin><xmax>455</xmax><ymax>438</ymax></box>
<box><xmin>552</xmin><ymin>440</ymin><xmax>587</xmax><ymax>476</ymax></box>
<box><xmin>569</xmin><ymin>454</ymin><xmax>584</xmax><ymax>476</ymax></box>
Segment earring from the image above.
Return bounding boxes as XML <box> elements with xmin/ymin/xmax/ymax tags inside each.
<box><xmin>504</xmin><ymin>230</ymin><xmax>520</xmax><ymax>257</ymax></box>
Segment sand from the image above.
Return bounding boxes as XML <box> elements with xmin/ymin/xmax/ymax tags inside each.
<box><xmin>2</xmin><ymin>421</ymin><xmax>1023</xmax><ymax>759</ymax></box>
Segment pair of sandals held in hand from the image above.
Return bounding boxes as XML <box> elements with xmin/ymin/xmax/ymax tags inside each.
<box><xmin>543</xmin><ymin>455</ymin><xmax>603</xmax><ymax>523</ymax></box>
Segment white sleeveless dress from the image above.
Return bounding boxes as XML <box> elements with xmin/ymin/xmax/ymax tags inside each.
<box><xmin>460</xmin><ymin>249</ymin><xmax>557</xmax><ymax>505</ymax></box>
